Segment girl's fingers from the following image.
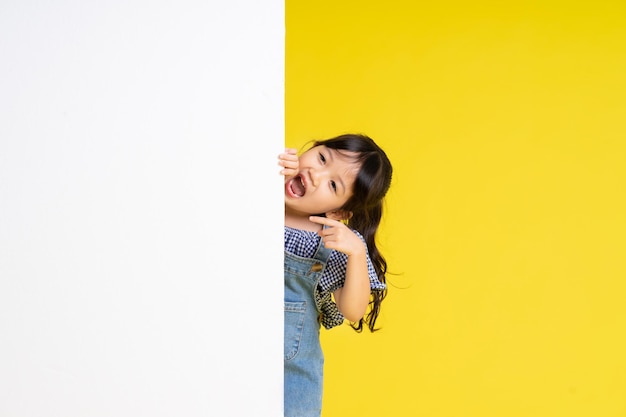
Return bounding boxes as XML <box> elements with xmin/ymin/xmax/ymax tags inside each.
<box><xmin>279</xmin><ymin>156</ymin><xmax>298</xmax><ymax>163</ymax></box>
<box><xmin>278</xmin><ymin>160</ymin><xmax>298</xmax><ymax>168</ymax></box>
<box><xmin>278</xmin><ymin>152</ymin><xmax>299</xmax><ymax>176</ymax></box>
<box><xmin>279</xmin><ymin>151</ymin><xmax>298</xmax><ymax>160</ymax></box>
<box><xmin>278</xmin><ymin>150</ymin><xmax>299</xmax><ymax>176</ymax></box>
<box><xmin>308</xmin><ymin>216</ymin><xmax>341</xmax><ymax>226</ymax></box>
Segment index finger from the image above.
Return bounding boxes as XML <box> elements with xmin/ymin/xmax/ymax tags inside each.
<box><xmin>308</xmin><ymin>216</ymin><xmax>341</xmax><ymax>226</ymax></box>
<box><xmin>279</xmin><ymin>149</ymin><xmax>299</xmax><ymax>161</ymax></box>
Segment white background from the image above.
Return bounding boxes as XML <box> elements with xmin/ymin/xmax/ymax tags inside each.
<box><xmin>0</xmin><ymin>1</ymin><xmax>283</xmax><ymax>416</ymax></box>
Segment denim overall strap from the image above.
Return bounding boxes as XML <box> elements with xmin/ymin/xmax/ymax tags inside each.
<box><xmin>284</xmin><ymin>234</ymin><xmax>333</xmax><ymax>417</ymax></box>
<box><xmin>311</xmin><ymin>232</ymin><xmax>332</xmax><ymax>266</ymax></box>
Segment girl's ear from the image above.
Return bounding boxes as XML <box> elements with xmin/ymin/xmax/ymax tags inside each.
<box><xmin>326</xmin><ymin>210</ymin><xmax>353</xmax><ymax>221</ymax></box>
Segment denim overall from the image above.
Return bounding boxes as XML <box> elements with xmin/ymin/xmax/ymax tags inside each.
<box><xmin>284</xmin><ymin>238</ymin><xmax>332</xmax><ymax>417</ymax></box>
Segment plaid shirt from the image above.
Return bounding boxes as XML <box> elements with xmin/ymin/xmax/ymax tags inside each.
<box><xmin>284</xmin><ymin>226</ymin><xmax>386</xmax><ymax>329</ymax></box>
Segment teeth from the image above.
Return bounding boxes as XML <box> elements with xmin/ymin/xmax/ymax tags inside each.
<box><xmin>286</xmin><ymin>175</ymin><xmax>306</xmax><ymax>197</ymax></box>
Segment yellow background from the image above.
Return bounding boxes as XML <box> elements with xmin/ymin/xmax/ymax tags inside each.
<box><xmin>286</xmin><ymin>1</ymin><xmax>626</xmax><ymax>416</ymax></box>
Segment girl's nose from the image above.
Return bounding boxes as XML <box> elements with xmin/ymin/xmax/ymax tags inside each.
<box><xmin>309</xmin><ymin>168</ymin><xmax>323</xmax><ymax>186</ymax></box>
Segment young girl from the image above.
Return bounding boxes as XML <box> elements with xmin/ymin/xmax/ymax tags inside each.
<box><xmin>278</xmin><ymin>133</ymin><xmax>392</xmax><ymax>417</ymax></box>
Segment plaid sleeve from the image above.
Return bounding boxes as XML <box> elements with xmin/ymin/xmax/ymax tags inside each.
<box><xmin>315</xmin><ymin>288</ymin><xmax>344</xmax><ymax>329</ymax></box>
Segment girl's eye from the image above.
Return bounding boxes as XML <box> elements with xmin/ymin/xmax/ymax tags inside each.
<box><xmin>319</xmin><ymin>152</ymin><xmax>326</xmax><ymax>163</ymax></box>
<box><xmin>330</xmin><ymin>180</ymin><xmax>337</xmax><ymax>192</ymax></box>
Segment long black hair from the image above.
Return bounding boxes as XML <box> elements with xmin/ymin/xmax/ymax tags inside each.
<box><xmin>313</xmin><ymin>133</ymin><xmax>393</xmax><ymax>332</ymax></box>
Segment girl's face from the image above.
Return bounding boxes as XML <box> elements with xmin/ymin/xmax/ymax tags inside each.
<box><xmin>285</xmin><ymin>145</ymin><xmax>360</xmax><ymax>219</ymax></box>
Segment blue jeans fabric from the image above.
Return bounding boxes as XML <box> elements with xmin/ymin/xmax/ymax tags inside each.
<box><xmin>284</xmin><ymin>239</ymin><xmax>332</xmax><ymax>417</ymax></box>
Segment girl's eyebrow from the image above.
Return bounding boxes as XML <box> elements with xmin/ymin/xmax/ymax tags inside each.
<box><xmin>325</xmin><ymin>146</ymin><xmax>335</xmax><ymax>162</ymax></box>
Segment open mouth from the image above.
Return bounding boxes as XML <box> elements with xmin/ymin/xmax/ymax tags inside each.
<box><xmin>285</xmin><ymin>174</ymin><xmax>306</xmax><ymax>198</ymax></box>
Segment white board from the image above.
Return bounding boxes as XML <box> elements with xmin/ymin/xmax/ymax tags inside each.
<box><xmin>0</xmin><ymin>1</ymin><xmax>284</xmax><ymax>416</ymax></box>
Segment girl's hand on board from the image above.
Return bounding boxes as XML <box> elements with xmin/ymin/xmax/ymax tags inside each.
<box><xmin>278</xmin><ymin>148</ymin><xmax>299</xmax><ymax>178</ymax></box>
<box><xmin>309</xmin><ymin>216</ymin><xmax>366</xmax><ymax>258</ymax></box>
